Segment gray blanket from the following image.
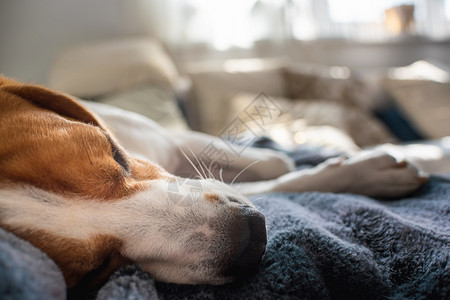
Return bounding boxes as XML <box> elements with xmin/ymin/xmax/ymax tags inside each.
<box><xmin>97</xmin><ymin>180</ymin><xmax>449</xmax><ymax>300</ymax></box>
<box><xmin>1</xmin><ymin>143</ymin><xmax>449</xmax><ymax>299</ymax></box>
<box><xmin>0</xmin><ymin>228</ymin><xmax>66</xmax><ymax>300</ymax></box>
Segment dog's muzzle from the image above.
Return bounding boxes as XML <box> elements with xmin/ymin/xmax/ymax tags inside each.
<box><xmin>222</xmin><ymin>206</ymin><xmax>267</xmax><ymax>279</ymax></box>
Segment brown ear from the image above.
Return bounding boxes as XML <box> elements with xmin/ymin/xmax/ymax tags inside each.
<box><xmin>0</xmin><ymin>77</ymin><xmax>103</xmax><ymax>127</ymax></box>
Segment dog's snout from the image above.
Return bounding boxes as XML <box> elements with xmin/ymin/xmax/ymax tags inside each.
<box><xmin>223</xmin><ymin>207</ymin><xmax>267</xmax><ymax>279</ymax></box>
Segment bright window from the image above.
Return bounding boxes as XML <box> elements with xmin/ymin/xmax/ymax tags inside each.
<box><xmin>290</xmin><ymin>0</ymin><xmax>449</xmax><ymax>41</ymax></box>
<box><xmin>327</xmin><ymin>0</ymin><xmax>408</xmax><ymax>23</ymax></box>
<box><xmin>446</xmin><ymin>0</ymin><xmax>450</xmax><ymax>19</ymax></box>
<box><xmin>177</xmin><ymin>0</ymin><xmax>450</xmax><ymax>50</ymax></box>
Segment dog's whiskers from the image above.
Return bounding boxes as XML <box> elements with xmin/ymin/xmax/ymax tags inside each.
<box><xmin>177</xmin><ymin>145</ymin><xmax>205</xmax><ymax>180</ymax></box>
<box><xmin>219</xmin><ymin>168</ymin><xmax>225</xmax><ymax>183</ymax></box>
<box><xmin>201</xmin><ymin>160</ymin><xmax>217</xmax><ymax>180</ymax></box>
<box><xmin>185</xmin><ymin>145</ymin><xmax>211</xmax><ymax>180</ymax></box>
<box><xmin>230</xmin><ymin>160</ymin><xmax>261</xmax><ymax>186</ymax></box>
<box><xmin>206</xmin><ymin>158</ymin><xmax>222</xmax><ymax>180</ymax></box>
<box><xmin>250</xmin><ymin>196</ymin><xmax>264</xmax><ymax>204</ymax></box>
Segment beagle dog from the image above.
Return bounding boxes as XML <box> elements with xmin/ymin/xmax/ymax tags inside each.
<box><xmin>0</xmin><ymin>77</ymin><xmax>427</xmax><ymax>291</ymax></box>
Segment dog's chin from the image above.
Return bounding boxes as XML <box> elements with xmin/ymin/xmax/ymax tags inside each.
<box><xmin>140</xmin><ymin>263</ymin><xmax>234</xmax><ymax>285</ymax></box>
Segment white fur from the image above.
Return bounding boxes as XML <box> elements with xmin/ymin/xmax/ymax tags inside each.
<box><xmin>0</xmin><ymin>99</ymin><xmax>437</xmax><ymax>285</ymax></box>
<box><xmin>85</xmin><ymin>101</ymin><xmax>428</xmax><ymax>199</ymax></box>
<box><xmin>0</xmin><ymin>176</ymin><xmax>251</xmax><ymax>284</ymax></box>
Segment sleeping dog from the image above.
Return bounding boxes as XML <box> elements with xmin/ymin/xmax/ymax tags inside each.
<box><xmin>0</xmin><ymin>77</ymin><xmax>427</xmax><ymax>290</ymax></box>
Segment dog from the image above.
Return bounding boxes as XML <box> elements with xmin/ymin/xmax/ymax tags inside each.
<box><xmin>0</xmin><ymin>77</ymin><xmax>428</xmax><ymax>291</ymax></box>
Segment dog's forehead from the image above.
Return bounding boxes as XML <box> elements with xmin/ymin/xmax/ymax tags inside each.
<box><xmin>0</xmin><ymin>78</ymin><xmax>105</xmax><ymax>129</ymax></box>
<box><xmin>0</xmin><ymin>95</ymin><xmax>168</xmax><ymax>200</ymax></box>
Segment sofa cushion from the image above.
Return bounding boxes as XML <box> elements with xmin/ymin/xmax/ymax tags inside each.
<box><xmin>49</xmin><ymin>38</ymin><xmax>179</xmax><ymax>98</ymax></box>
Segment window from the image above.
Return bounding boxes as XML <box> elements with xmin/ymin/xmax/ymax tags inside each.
<box><xmin>183</xmin><ymin>0</ymin><xmax>285</xmax><ymax>50</ymax></box>
<box><xmin>446</xmin><ymin>0</ymin><xmax>450</xmax><ymax>19</ymax></box>
<box><xmin>170</xmin><ymin>0</ymin><xmax>450</xmax><ymax>52</ymax></box>
<box><xmin>289</xmin><ymin>0</ymin><xmax>450</xmax><ymax>41</ymax></box>
<box><xmin>327</xmin><ymin>0</ymin><xmax>414</xmax><ymax>23</ymax></box>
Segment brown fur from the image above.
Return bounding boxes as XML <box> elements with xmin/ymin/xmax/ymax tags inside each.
<box><xmin>0</xmin><ymin>77</ymin><xmax>173</xmax><ymax>289</ymax></box>
<box><xmin>0</xmin><ymin>77</ymin><xmax>170</xmax><ymax>200</ymax></box>
<box><xmin>204</xmin><ymin>193</ymin><xmax>220</xmax><ymax>203</ymax></box>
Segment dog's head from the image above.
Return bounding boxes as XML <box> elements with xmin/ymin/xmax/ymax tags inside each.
<box><xmin>0</xmin><ymin>77</ymin><xmax>266</xmax><ymax>288</ymax></box>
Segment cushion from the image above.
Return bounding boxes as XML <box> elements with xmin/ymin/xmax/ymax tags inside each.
<box><xmin>387</xmin><ymin>60</ymin><xmax>450</xmax><ymax>82</ymax></box>
<box><xmin>383</xmin><ymin>79</ymin><xmax>450</xmax><ymax>139</ymax></box>
<box><xmin>186</xmin><ymin>58</ymin><xmax>286</xmax><ymax>134</ymax></box>
<box><xmin>229</xmin><ymin>93</ymin><xmax>396</xmax><ymax>151</ymax></box>
<box><xmin>94</xmin><ymin>86</ymin><xmax>188</xmax><ymax>131</ymax></box>
<box><xmin>283</xmin><ymin>65</ymin><xmax>378</xmax><ymax>112</ymax></box>
<box><xmin>49</xmin><ymin>38</ymin><xmax>179</xmax><ymax>98</ymax></box>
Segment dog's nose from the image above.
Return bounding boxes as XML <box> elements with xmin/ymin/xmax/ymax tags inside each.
<box><xmin>223</xmin><ymin>207</ymin><xmax>267</xmax><ymax>279</ymax></box>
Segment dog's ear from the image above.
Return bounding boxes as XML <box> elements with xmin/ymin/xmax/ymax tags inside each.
<box><xmin>0</xmin><ymin>76</ymin><xmax>103</xmax><ymax>128</ymax></box>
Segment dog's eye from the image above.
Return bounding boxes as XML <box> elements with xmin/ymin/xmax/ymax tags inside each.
<box><xmin>105</xmin><ymin>134</ymin><xmax>130</xmax><ymax>173</ymax></box>
<box><xmin>111</xmin><ymin>144</ymin><xmax>129</xmax><ymax>172</ymax></box>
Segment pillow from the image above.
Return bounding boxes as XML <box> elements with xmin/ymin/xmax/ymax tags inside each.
<box><xmin>282</xmin><ymin>65</ymin><xmax>377</xmax><ymax>112</ymax></box>
<box><xmin>387</xmin><ymin>60</ymin><xmax>450</xmax><ymax>82</ymax></box>
<box><xmin>49</xmin><ymin>38</ymin><xmax>179</xmax><ymax>98</ymax></box>
<box><xmin>229</xmin><ymin>93</ymin><xmax>396</xmax><ymax>151</ymax></box>
<box><xmin>186</xmin><ymin>59</ymin><xmax>286</xmax><ymax>134</ymax></box>
<box><xmin>93</xmin><ymin>86</ymin><xmax>188</xmax><ymax>131</ymax></box>
<box><xmin>383</xmin><ymin>79</ymin><xmax>450</xmax><ymax>139</ymax></box>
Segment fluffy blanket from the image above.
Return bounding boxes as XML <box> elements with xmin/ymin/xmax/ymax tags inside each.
<box><xmin>0</xmin><ymin>228</ymin><xmax>66</xmax><ymax>300</ymax></box>
<box><xmin>1</xmin><ymin>141</ymin><xmax>449</xmax><ymax>300</ymax></box>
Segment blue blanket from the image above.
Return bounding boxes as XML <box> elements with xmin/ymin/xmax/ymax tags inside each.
<box><xmin>96</xmin><ymin>141</ymin><xmax>449</xmax><ymax>300</ymax></box>
<box><xmin>1</xmin><ymin>142</ymin><xmax>449</xmax><ymax>300</ymax></box>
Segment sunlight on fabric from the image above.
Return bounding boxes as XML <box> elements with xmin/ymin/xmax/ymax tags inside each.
<box><xmin>387</xmin><ymin>60</ymin><xmax>450</xmax><ymax>83</ymax></box>
<box><xmin>374</xmin><ymin>140</ymin><xmax>450</xmax><ymax>174</ymax></box>
<box><xmin>443</xmin><ymin>137</ymin><xmax>450</xmax><ymax>147</ymax></box>
<box><xmin>328</xmin><ymin>66</ymin><xmax>351</xmax><ymax>79</ymax></box>
<box><xmin>223</xmin><ymin>58</ymin><xmax>282</xmax><ymax>72</ymax></box>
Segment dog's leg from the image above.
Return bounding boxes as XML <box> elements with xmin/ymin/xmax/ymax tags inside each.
<box><xmin>370</xmin><ymin>140</ymin><xmax>450</xmax><ymax>175</ymax></box>
<box><xmin>234</xmin><ymin>151</ymin><xmax>428</xmax><ymax>198</ymax></box>
<box><xmin>86</xmin><ymin>102</ymin><xmax>293</xmax><ymax>180</ymax></box>
<box><xmin>172</xmin><ymin>131</ymin><xmax>295</xmax><ymax>182</ymax></box>
<box><xmin>86</xmin><ymin>102</ymin><xmax>427</xmax><ymax>198</ymax></box>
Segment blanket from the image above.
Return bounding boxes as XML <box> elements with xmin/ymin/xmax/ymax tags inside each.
<box><xmin>1</xmin><ymin>141</ymin><xmax>449</xmax><ymax>299</ymax></box>
<box><xmin>0</xmin><ymin>228</ymin><xmax>66</xmax><ymax>300</ymax></box>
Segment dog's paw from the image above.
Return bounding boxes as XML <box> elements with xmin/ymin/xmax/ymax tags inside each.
<box><xmin>242</xmin><ymin>148</ymin><xmax>295</xmax><ymax>180</ymax></box>
<box><xmin>339</xmin><ymin>151</ymin><xmax>429</xmax><ymax>198</ymax></box>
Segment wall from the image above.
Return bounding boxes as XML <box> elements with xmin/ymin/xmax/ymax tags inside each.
<box><xmin>0</xmin><ymin>0</ymin><xmax>158</xmax><ymax>84</ymax></box>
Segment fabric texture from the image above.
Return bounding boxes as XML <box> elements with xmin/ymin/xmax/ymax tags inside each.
<box><xmin>383</xmin><ymin>78</ymin><xmax>450</xmax><ymax>139</ymax></box>
<box><xmin>0</xmin><ymin>142</ymin><xmax>448</xmax><ymax>300</ymax></box>
<box><xmin>94</xmin><ymin>181</ymin><xmax>450</xmax><ymax>300</ymax></box>
<box><xmin>187</xmin><ymin>62</ymin><xmax>286</xmax><ymax>133</ymax></box>
<box><xmin>93</xmin><ymin>86</ymin><xmax>188</xmax><ymax>131</ymax></box>
<box><xmin>94</xmin><ymin>141</ymin><xmax>449</xmax><ymax>300</ymax></box>
<box><xmin>0</xmin><ymin>228</ymin><xmax>66</xmax><ymax>300</ymax></box>
<box><xmin>282</xmin><ymin>67</ymin><xmax>376</xmax><ymax>112</ymax></box>
<box><xmin>230</xmin><ymin>93</ymin><xmax>396</xmax><ymax>150</ymax></box>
